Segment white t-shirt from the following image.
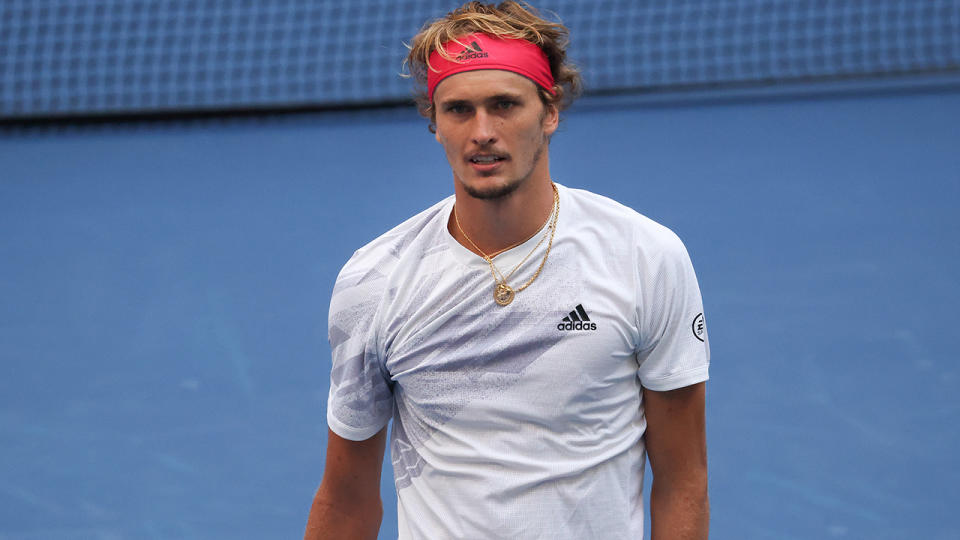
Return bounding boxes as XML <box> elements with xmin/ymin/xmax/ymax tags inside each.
<box><xmin>326</xmin><ymin>184</ymin><xmax>710</xmax><ymax>539</ymax></box>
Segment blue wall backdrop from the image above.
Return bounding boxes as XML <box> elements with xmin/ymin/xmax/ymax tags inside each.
<box><xmin>1</xmin><ymin>82</ymin><xmax>958</xmax><ymax>538</ymax></box>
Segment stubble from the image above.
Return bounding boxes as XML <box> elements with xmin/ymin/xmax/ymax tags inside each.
<box><xmin>460</xmin><ymin>131</ymin><xmax>548</xmax><ymax>201</ymax></box>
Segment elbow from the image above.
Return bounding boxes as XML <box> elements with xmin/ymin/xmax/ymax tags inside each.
<box><xmin>651</xmin><ymin>463</ymin><xmax>709</xmax><ymax>502</ymax></box>
<box><xmin>305</xmin><ymin>486</ymin><xmax>383</xmax><ymax>540</ymax></box>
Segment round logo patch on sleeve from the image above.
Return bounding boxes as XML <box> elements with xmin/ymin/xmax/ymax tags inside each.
<box><xmin>692</xmin><ymin>313</ymin><xmax>706</xmax><ymax>342</ymax></box>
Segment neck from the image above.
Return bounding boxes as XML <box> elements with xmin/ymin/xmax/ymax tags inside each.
<box><xmin>448</xmin><ymin>166</ymin><xmax>556</xmax><ymax>258</ymax></box>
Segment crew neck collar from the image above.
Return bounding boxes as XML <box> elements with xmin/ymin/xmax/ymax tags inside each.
<box><xmin>444</xmin><ymin>182</ymin><xmax>566</xmax><ymax>270</ymax></box>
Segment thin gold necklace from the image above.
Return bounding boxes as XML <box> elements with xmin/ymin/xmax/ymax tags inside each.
<box><xmin>454</xmin><ymin>183</ymin><xmax>559</xmax><ymax>306</ymax></box>
<box><xmin>484</xmin><ymin>210</ymin><xmax>551</xmax><ymax>259</ymax></box>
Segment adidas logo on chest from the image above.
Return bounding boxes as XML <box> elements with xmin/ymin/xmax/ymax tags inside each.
<box><xmin>557</xmin><ymin>304</ymin><xmax>597</xmax><ymax>331</ymax></box>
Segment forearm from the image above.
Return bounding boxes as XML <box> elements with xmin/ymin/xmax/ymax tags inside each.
<box><xmin>649</xmin><ymin>474</ymin><xmax>709</xmax><ymax>540</ymax></box>
<box><xmin>304</xmin><ymin>488</ymin><xmax>382</xmax><ymax>540</ymax></box>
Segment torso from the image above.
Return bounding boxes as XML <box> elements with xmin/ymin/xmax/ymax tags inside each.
<box><xmin>327</xmin><ymin>184</ymin><xmax>709</xmax><ymax>539</ymax></box>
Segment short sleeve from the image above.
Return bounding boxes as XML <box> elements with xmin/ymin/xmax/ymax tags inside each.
<box><xmin>325</xmin><ymin>263</ymin><xmax>394</xmax><ymax>441</ymax></box>
<box><xmin>635</xmin><ymin>229</ymin><xmax>710</xmax><ymax>391</ymax></box>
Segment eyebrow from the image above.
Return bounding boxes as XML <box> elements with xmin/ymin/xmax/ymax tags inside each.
<box><xmin>487</xmin><ymin>92</ymin><xmax>523</xmax><ymax>101</ymax></box>
<box><xmin>438</xmin><ymin>98</ymin><xmax>470</xmax><ymax>109</ymax></box>
<box><xmin>438</xmin><ymin>93</ymin><xmax>525</xmax><ymax>109</ymax></box>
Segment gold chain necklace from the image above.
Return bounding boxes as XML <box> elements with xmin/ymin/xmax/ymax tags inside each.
<box><xmin>454</xmin><ymin>183</ymin><xmax>559</xmax><ymax>306</ymax></box>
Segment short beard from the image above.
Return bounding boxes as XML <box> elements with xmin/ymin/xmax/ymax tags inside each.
<box><xmin>461</xmin><ymin>136</ymin><xmax>547</xmax><ymax>201</ymax></box>
<box><xmin>462</xmin><ymin>178</ymin><xmax>523</xmax><ymax>200</ymax></box>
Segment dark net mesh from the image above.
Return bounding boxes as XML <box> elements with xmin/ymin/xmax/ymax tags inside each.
<box><xmin>1</xmin><ymin>0</ymin><xmax>958</xmax><ymax>118</ymax></box>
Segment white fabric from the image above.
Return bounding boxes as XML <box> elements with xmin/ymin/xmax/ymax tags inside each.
<box><xmin>326</xmin><ymin>184</ymin><xmax>709</xmax><ymax>539</ymax></box>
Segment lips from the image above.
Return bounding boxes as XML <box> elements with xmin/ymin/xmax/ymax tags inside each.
<box><xmin>468</xmin><ymin>153</ymin><xmax>507</xmax><ymax>164</ymax></box>
<box><xmin>468</xmin><ymin>154</ymin><xmax>507</xmax><ymax>174</ymax></box>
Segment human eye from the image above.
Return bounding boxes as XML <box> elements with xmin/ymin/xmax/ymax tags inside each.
<box><xmin>445</xmin><ymin>102</ymin><xmax>471</xmax><ymax>114</ymax></box>
<box><xmin>495</xmin><ymin>99</ymin><xmax>517</xmax><ymax>110</ymax></box>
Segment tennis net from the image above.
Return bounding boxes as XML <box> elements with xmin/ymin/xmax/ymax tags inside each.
<box><xmin>2</xmin><ymin>0</ymin><xmax>958</xmax><ymax>119</ymax></box>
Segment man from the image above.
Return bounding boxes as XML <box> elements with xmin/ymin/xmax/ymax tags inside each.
<box><xmin>305</xmin><ymin>2</ymin><xmax>710</xmax><ymax>539</ymax></box>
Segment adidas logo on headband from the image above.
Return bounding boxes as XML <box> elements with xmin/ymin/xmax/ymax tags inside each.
<box><xmin>456</xmin><ymin>41</ymin><xmax>488</xmax><ymax>62</ymax></box>
<box><xmin>427</xmin><ymin>33</ymin><xmax>556</xmax><ymax>101</ymax></box>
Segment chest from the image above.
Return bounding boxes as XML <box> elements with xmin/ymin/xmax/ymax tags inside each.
<box><xmin>378</xmin><ymin>242</ymin><xmax>641</xmax><ymax>429</ymax></box>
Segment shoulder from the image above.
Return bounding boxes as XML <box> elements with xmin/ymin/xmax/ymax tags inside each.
<box><xmin>330</xmin><ymin>196</ymin><xmax>452</xmax><ymax>316</ymax></box>
<box><xmin>342</xmin><ymin>196</ymin><xmax>452</xmax><ymax>274</ymax></box>
<box><xmin>560</xmin><ymin>184</ymin><xmax>688</xmax><ymax>260</ymax></box>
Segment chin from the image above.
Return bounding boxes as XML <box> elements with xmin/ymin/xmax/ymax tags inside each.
<box><xmin>461</xmin><ymin>177</ymin><xmax>523</xmax><ymax>200</ymax></box>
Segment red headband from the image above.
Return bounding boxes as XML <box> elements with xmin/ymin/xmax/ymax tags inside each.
<box><xmin>427</xmin><ymin>33</ymin><xmax>556</xmax><ymax>101</ymax></box>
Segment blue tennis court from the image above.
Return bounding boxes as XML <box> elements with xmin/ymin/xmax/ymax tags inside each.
<box><xmin>2</xmin><ymin>1</ymin><xmax>959</xmax><ymax>538</ymax></box>
<box><xmin>2</xmin><ymin>84</ymin><xmax>958</xmax><ymax>539</ymax></box>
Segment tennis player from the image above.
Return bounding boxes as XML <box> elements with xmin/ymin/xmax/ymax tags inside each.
<box><xmin>305</xmin><ymin>2</ymin><xmax>710</xmax><ymax>538</ymax></box>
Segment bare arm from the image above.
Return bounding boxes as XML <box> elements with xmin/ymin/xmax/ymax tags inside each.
<box><xmin>644</xmin><ymin>382</ymin><xmax>709</xmax><ymax>540</ymax></box>
<box><xmin>304</xmin><ymin>427</ymin><xmax>388</xmax><ymax>540</ymax></box>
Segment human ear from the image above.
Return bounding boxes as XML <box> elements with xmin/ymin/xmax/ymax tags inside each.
<box><xmin>542</xmin><ymin>103</ymin><xmax>559</xmax><ymax>137</ymax></box>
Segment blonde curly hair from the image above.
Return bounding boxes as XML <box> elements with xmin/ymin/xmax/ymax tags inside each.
<box><xmin>406</xmin><ymin>1</ymin><xmax>582</xmax><ymax>131</ymax></box>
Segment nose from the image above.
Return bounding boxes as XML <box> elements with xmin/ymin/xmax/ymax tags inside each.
<box><xmin>470</xmin><ymin>109</ymin><xmax>497</xmax><ymax>146</ymax></box>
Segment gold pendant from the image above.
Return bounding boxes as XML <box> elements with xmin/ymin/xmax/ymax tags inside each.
<box><xmin>493</xmin><ymin>282</ymin><xmax>515</xmax><ymax>306</ymax></box>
